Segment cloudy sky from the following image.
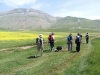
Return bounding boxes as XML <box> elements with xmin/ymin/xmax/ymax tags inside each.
<box><xmin>0</xmin><ymin>0</ymin><xmax>100</xmax><ymax>20</ymax></box>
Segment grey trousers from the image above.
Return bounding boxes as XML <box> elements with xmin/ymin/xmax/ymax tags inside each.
<box><xmin>67</xmin><ymin>41</ymin><xmax>72</xmax><ymax>51</ymax></box>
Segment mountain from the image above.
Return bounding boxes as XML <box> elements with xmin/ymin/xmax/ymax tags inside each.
<box><xmin>0</xmin><ymin>8</ymin><xmax>56</xmax><ymax>30</ymax></box>
<box><xmin>50</xmin><ymin>16</ymin><xmax>100</xmax><ymax>30</ymax></box>
<box><xmin>0</xmin><ymin>8</ymin><xmax>100</xmax><ymax>30</ymax></box>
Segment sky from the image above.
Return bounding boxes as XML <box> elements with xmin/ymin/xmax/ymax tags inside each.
<box><xmin>0</xmin><ymin>0</ymin><xmax>100</xmax><ymax>20</ymax></box>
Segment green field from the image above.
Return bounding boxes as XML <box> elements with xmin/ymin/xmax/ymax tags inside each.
<box><xmin>0</xmin><ymin>30</ymin><xmax>100</xmax><ymax>75</ymax></box>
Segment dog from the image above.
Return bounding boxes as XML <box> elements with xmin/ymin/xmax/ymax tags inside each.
<box><xmin>55</xmin><ymin>46</ymin><xmax>63</xmax><ymax>52</ymax></box>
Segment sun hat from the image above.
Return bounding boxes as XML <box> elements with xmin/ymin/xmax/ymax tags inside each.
<box><xmin>39</xmin><ymin>34</ymin><xmax>43</xmax><ymax>37</ymax></box>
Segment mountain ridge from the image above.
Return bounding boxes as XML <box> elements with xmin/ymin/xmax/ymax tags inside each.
<box><xmin>0</xmin><ymin>8</ymin><xmax>100</xmax><ymax>30</ymax></box>
<box><xmin>0</xmin><ymin>8</ymin><xmax>56</xmax><ymax>30</ymax></box>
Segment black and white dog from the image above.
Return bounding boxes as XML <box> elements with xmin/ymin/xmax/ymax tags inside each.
<box><xmin>55</xmin><ymin>46</ymin><xmax>63</xmax><ymax>52</ymax></box>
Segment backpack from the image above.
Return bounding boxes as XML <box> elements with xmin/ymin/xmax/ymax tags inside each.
<box><xmin>67</xmin><ymin>36</ymin><xmax>71</xmax><ymax>41</ymax></box>
<box><xmin>48</xmin><ymin>35</ymin><xmax>53</xmax><ymax>41</ymax></box>
<box><xmin>36</xmin><ymin>38</ymin><xmax>43</xmax><ymax>45</ymax></box>
<box><xmin>80</xmin><ymin>35</ymin><xmax>82</xmax><ymax>38</ymax></box>
<box><xmin>75</xmin><ymin>36</ymin><xmax>80</xmax><ymax>43</ymax></box>
<box><xmin>86</xmin><ymin>34</ymin><xmax>89</xmax><ymax>38</ymax></box>
<box><xmin>36</xmin><ymin>38</ymin><xmax>39</xmax><ymax>44</ymax></box>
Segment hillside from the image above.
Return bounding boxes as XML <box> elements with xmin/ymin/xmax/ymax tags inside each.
<box><xmin>0</xmin><ymin>8</ymin><xmax>56</xmax><ymax>30</ymax></box>
<box><xmin>0</xmin><ymin>8</ymin><xmax>100</xmax><ymax>30</ymax></box>
<box><xmin>50</xmin><ymin>16</ymin><xmax>100</xmax><ymax>30</ymax></box>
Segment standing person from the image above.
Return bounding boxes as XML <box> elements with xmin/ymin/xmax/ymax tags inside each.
<box><xmin>85</xmin><ymin>33</ymin><xmax>89</xmax><ymax>44</ymax></box>
<box><xmin>75</xmin><ymin>33</ymin><xmax>81</xmax><ymax>52</ymax></box>
<box><xmin>67</xmin><ymin>33</ymin><xmax>72</xmax><ymax>51</ymax></box>
<box><xmin>48</xmin><ymin>32</ymin><xmax>55</xmax><ymax>51</ymax></box>
<box><xmin>34</xmin><ymin>34</ymin><xmax>44</xmax><ymax>58</ymax></box>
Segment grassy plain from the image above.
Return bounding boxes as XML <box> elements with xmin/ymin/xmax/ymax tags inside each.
<box><xmin>84</xmin><ymin>38</ymin><xmax>100</xmax><ymax>75</ymax></box>
<box><xmin>0</xmin><ymin>30</ymin><xmax>99</xmax><ymax>75</ymax></box>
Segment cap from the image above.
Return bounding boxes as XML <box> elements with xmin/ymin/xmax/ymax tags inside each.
<box><xmin>39</xmin><ymin>34</ymin><xmax>43</xmax><ymax>37</ymax></box>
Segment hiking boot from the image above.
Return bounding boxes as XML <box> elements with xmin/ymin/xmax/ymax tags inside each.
<box><xmin>49</xmin><ymin>49</ymin><xmax>52</xmax><ymax>51</ymax></box>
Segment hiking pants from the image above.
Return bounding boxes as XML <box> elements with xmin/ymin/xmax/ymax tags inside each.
<box><xmin>68</xmin><ymin>41</ymin><xmax>72</xmax><ymax>51</ymax></box>
<box><xmin>76</xmin><ymin>42</ymin><xmax>80</xmax><ymax>52</ymax></box>
<box><xmin>50</xmin><ymin>41</ymin><xmax>54</xmax><ymax>51</ymax></box>
<box><xmin>86</xmin><ymin>38</ymin><xmax>89</xmax><ymax>44</ymax></box>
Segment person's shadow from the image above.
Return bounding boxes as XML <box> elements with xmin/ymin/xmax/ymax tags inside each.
<box><xmin>70</xmin><ymin>51</ymin><xmax>77</xmax><ymax>53</ymax></box>
<box><xmin>27</xmin><ymin>49</ymin><xmax>50</xmax><ymax>59</ymax></box>
<box><xmin>27</xmin><ymin>56</ymin><xmax>40</xmax><ymax>59</ymax></box>
<box><xmin>43</xmin><ymin>49</ymin><xmax>50</xmax><ymax>53</ymax></box>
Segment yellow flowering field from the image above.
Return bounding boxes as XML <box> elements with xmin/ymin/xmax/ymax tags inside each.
<box><xmin>0</xmin><ymin>31</ymin><xmax>65</xmax><ymax>49</ymax></box>
<box><xmin>0</xmin><ymin>31</ymin><xmax>65</xmax><ymax>41</ymax></box>
<box><xmin>0</xmin><ymin>31</ymin><xmax>47</xmax><ymax>41</ymax></box>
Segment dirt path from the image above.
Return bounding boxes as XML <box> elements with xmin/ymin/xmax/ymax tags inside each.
<box><xmin>0</xmin><ymin>41</ymin><xmax>53</xmax><ymax>52</ymax></box>
<box><xmin>0</xmin><ymin>45</ymin><xmax>35</xmax><ymax>52</ymax></box>
<box><xmin>0</xmin><ymin>41</ymin><xmax>48</xmax><ymax>52</ymax></box>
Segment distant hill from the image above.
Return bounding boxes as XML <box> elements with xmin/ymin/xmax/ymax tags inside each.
<box><xmin>0</xmin><ymin>8</ymin><xmax>100</xmax><ymax>30</ymax></box>
<box><xmin>0</xmin><ymin>8</ymin><xmax>56</xmax><ymax>30</ymax></box>
<box><xmin>50</xmin><ymin>16</ymin><xmax>100</xmax><ymax>30</ymax></box>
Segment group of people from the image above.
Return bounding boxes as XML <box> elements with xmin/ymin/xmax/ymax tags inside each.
<box><xmin>33</xmin><ymin>32</ymin><xmax>89</xmax><ymax>58</ymax></box>
<box><xmin>34</xmin><ymin>32</ymin><xmax>55</xmax><ymax>58</ymax></box>
<box><xmin>67</xmin><ymin>33</ymin><xmax>89</xmax><ymax>52</ymax></box>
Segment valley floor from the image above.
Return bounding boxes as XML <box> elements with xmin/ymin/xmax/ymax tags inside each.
<box><xmin>0</xmin><ymin>32</ymin><xmax>99</xmax><ymax>75</ymax></box>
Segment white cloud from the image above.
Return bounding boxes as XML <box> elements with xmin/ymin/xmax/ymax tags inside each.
<box><xmin>32</xmin><ymin>3</ymin><xmax>50</xmax><ymax>10</ymax></box>
<box><xmin>0</xmin><ymin>0</ymin><xmax>37</xmax><ymax>7</ymax></box>
<box><xmin>53</xmin><ymin>9</ymin><xmax>83</xmax><ymax>17</ymax></box>
<box><xmin>52</xmin><ymin>0</ymin><xmax>100</xmax><ymax>20</ymax></box>
<box><xmin>32</xmin><ymin>3</ymin><xmax>44</xmax><ymax>9</ymax></box>
<box><xmin>87</xmin><ymin>16</ymin><xmax>100</xmax><ymax>20</ymax></box>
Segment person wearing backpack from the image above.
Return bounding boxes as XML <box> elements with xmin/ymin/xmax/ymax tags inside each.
<box><xmin>48</xmin><ymin>32</ymin><xmax>55</xmax><ymax>51</ymax></box>
<box><xmin>67</xmin><ymin>33</ymin><xmax>72</xmax><ymax>51</ymax></box>
<box><xmin>34</xmin><ymin>34</ymin><xmax>44</xmax><ymax>58</ymax></box>
<box><xmin>75</xmin><ymin>33</ymin><xmax>81</xmax><ymax>52</ymax></box>
<box><xmin>85</xmin><ymin>33</ymin><xmax>89</xmax><ymax>44</ymax></box>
